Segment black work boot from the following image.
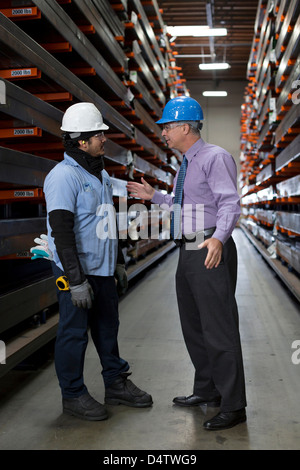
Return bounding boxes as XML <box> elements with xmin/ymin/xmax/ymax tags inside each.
<box><xmin>63</xmin><ymin>392</ymin><xmax>108</xmax><ymax>421</ymax></box>
<box><xmin>105</xmin><ymin>373</ymin><xmax>153</xmax><ymax>408</ymax></box>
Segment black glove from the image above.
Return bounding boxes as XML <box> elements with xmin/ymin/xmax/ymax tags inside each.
<box><xmin>114</xmin><ymin>264</ymin><xmax>128</xmax><ymax>296</ymax></box>
<box><xmin>69</xmin><ymin>279</ymin><xmax>94</xmax><ymax>309</ymax></box>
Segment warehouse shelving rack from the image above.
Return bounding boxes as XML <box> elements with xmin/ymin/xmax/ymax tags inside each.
<box><xmin>0</xmin><ymin>0</ymin><xmax>187</xmax><ymax>376</ymax></box>
<box><xmin>239</xmin><ymin>0</ymin><xmax>300</xmax><ymax>302</ymax></box>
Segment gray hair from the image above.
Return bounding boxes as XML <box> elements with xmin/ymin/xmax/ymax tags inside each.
<box><xmin>180</xmin><ymin>121</ymin><xmax>202</xmax><ymax>135</ymax></box>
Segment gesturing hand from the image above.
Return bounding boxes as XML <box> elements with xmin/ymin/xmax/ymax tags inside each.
<box><xmin>126</xmin><ymin>177</ymin><xmax>155</xmax><ymax>200</ymax></box>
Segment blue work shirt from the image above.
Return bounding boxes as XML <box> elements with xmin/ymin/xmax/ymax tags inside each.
<box><xmin>44</xmin><ymin>152</ymin><xmax>118</xmax><ymax>276</ymax></box>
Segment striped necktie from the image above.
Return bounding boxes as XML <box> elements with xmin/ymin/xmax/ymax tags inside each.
<box><xmin>170</xmin><ymin>155</ymin><xmax>188</xmax><ymax>240</ymax></box>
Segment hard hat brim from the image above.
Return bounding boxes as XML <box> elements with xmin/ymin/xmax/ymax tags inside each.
<box><xmin>156</xmin><ymin>117</ymin><xmax>172</xmax><ymax>124</ymax></box>
<box><xmin>61</xmin><ymin>123</ymin><xmax>109</xmax><ymax>132</ymax></box>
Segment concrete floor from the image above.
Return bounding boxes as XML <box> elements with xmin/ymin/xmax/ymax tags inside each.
<box><xmin>0</xmin><ymin>228</ymin><xmax>299</xmax><ymax>451</ymax></box>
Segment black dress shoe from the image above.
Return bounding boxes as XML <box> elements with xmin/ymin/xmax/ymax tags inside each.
<box><xmin>203</xmin><ymin>408</ymin><xmax>246</xmax><ymax>430</ymax></box>
<box><xmin>173</xmin><ymin>394</ymin><xmax>221</xmax><ymax>407</ymax></box>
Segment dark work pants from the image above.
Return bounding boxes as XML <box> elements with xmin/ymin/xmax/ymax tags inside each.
<box><xmin>52</xmin><ymin>263</ymin><xmax>129</xmax><ymax>398</ymax></box>
<box><xmin>175</xmin><ymin>236</ymin><xmax>247</xmax><ymax>412</ymax></box>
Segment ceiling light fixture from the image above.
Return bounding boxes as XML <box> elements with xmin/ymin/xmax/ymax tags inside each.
<box><xmin>166</xmin><ymin>26</ymin><xmax>227</xmax><ymax>37</ymax></box>
<box><xmin>199</xmin><ymin>63</ymin><xmax>230</xmax><ymax>70</ymax></box>
<box><xmin>202</xmin><ymin>91</ymin><xmax>228</xmax><ymax>97</ymax></box>
<box><xmin>176</xmin><ymin>54</ymin><xmax>212</xmax><ymax>58</ymax></box>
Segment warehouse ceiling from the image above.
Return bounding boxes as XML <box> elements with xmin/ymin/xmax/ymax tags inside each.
<box><xmin>156</xmin><ymin>0</ymin><xmax>259</xmax><ymax>82</ymax></box>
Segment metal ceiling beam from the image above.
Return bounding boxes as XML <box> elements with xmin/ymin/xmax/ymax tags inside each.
<box><xmin>175</xmin><ymin>43</ymin><xmax>252</xmax><ymax>48</ymax></box>
<box><xmin>206</xmin><ymin>1</ymin><xmax>216</xmax><ymax>63</ymax></box>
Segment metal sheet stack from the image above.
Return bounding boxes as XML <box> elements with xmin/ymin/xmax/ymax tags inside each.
<box><xmin>0</xmin><ymin>0</ymin><xmax>188</xmax><ymax>375</ymax></box>
<box><xmin>239</xmin><ymin>0</ymin><xmax>300</xmax><ymax>291</ymax></box>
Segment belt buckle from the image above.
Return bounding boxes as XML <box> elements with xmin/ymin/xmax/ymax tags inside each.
<box><xmin>184</xmin><ymin>231</ymin><xmax>205</xmax><ymax>250</ymax></box>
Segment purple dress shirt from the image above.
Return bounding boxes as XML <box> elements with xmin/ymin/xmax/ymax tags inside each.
<box><xmin>151</xmin><ymin>138</ymin><xmax>241</xmax><ymax>244</ymax></box>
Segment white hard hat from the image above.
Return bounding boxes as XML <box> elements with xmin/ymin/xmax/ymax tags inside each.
<box><xmin>60</xmin><ymin>102</ymin><xmax>109</xmax><ymax>138</ymax></box>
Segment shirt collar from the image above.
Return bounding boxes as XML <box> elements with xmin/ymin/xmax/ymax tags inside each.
<box><xmin>185</xmin><ymin>138</ymin><xmax>205</xmax><ymax>163</ymax></box>
<box><xmin>64</xmin><ymin>152</ymin><xmax>79</xmax><ymax>166</ymax></box>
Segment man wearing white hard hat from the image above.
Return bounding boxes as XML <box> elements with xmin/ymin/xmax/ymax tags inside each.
<box><xmin>43</xmin><ymin>102</ymin><xmax>152</xmax><ymax>420</ymax></box>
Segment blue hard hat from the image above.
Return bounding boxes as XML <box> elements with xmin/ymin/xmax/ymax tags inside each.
<box><xmin>156</xmin><ymin>96</ymin><xmax>204</xmax><ymax>124</ymax></box>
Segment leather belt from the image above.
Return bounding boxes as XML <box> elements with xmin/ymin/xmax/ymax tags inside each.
<box><xmin>174</xmin><ymin>227</ymin><xmax>216</xmax><ymax>247</ymax></box>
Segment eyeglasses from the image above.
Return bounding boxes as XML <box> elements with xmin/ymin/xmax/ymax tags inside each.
<box><xmin>92</xmin><ymin>132</ymin><xmax>105</xmax><ymax>139</ymax></box>
<box><xmin>162</xmin><ymin>123</ymin><xmax>185</xmax><ymax>132</ymax></box>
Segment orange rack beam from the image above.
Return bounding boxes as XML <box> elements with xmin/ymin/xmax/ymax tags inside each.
<box><xmin>276</xmin><ymin>197</ymin><xmax>300</xmax><ymax>204</ymax></box>
<box><xmin>0</xmin><ymin>67</ymin><xmax>41</xmax><ymax>80</ymax></box>
<box><xmin>0</xmin><ymin>7</ymin><xmax>41</xmax><ymax>21</ymax></box>
<box><xmin>69</xmin><ymin>67</ymin><xmax>96</xmax><ymax>76</ymax></box>
<box><xmin>0</xmin><ymin>188</ymin><xmax>44</xmax><ymax>202</ymax></box>
<box><xmin>78</xmin><ymin>25</ymin><xmax>95</xmax><ymax>35</ymax></box>
<box><xmin>41</xmin><ymin>42</ymin><xmax>72</xmax><ymax>53</ymax></box>
<box><xmin>0</xmin><ymin>127</ymin><xmax>42</xmax><ymax>138</ymax></box>
<box><xmin>2</xmin><ymin>142</ymin><xmax>63</xmax><ymax>153</ymax></box>
<box><xmin>277</xmin><ymin>226</ymin><xmax>300</xmax><ymax>237</ymax></box>
<box><xmin>0</xmin><ymin>252</ymin><xmax>31</xmax><ymax>260</ymax></box>
<box><xmin>34</xmin><ymin>92</ymin><xmax>73</xmax><ymax>102</ymax></box>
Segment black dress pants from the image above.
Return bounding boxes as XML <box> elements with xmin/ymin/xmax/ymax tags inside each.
<box><xmin>175</xmin><ymin>236</ymin><xmax>247</xmax><ymax>412</ymax></box>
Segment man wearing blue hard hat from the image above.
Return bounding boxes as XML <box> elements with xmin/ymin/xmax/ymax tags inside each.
<box><xmin>127</xmin><ymin>95</ymin><xmax>247</xmax><ymax>431</ymax></box>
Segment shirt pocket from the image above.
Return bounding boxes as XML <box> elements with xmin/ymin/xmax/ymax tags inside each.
<box><xmin>103</xmin><ymin>178</ymin><xmax>113</xmax><ymax>201</ymax></box>
<box><xmin>80</xmin><ymin>184</ymin><xmax>99</xmax><ymax>213</ymax></box>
